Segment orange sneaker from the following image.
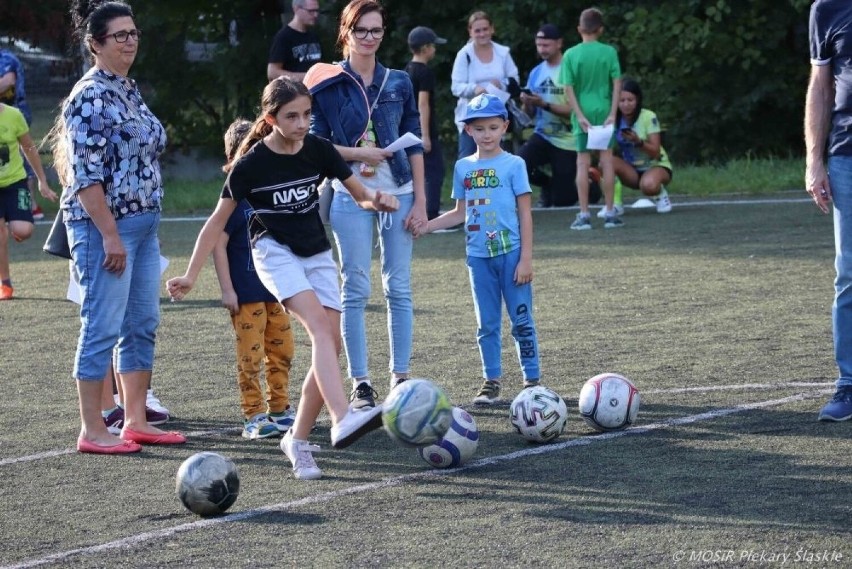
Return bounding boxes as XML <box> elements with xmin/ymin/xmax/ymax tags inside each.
<box><xmin>0</xmin><ymin>285</ymin><xmax>13</xmax><ymax>300</ymax></box>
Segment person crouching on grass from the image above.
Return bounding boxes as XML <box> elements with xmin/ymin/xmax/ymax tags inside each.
<box><xmin>417</xmin><ymin>93</ymin><xmax>541</xmax><ymax>405</ymax></box>
<box><xmin>167</xmin><ymin>77</ymin><xmax>399</xmax><ymax>480</ymax></box>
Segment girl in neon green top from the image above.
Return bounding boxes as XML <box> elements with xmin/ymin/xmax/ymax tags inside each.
<box><xmin>613</xmin><ymin>79</ymin><xmax>673</xmax><ymax>212</ymax></box>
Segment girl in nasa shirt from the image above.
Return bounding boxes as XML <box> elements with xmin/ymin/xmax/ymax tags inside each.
<box><xmin>168</xmin><ymin>77</ymin><xmax>398</xmax><ymax>480</ymax></box>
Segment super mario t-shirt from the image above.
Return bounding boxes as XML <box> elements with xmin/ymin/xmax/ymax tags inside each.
<box><xmin>452</xmin><ymin>151</ymin><xmax>531</xmax><ymax>258</ymax></box>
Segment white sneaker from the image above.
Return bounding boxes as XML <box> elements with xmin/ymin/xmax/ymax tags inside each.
<box><xmin>146</xmin><ymin>389</ymin><xmax>170</xmax><ymax>415</ymax></box>
<box><xmin>280</xmin><ymin>431</ymin><xmax>322</xmax><ymax>480</ymax></box>
<box><xmin>631</xmin><ymin>198</ymin><xmax>656</xmax><ymax>209</ymax></box>
<box><xmin>655</xmin><ymin>188</ymin><xmax>672</xmax><ymax>213</ymax></box>
<box><xmin>330</xmin><ymin>405</ymin><xmax>383</xmax><ymax>449</ymax></box>
<box><xmin>596</xmin><ymin>204</ymin><xmax>625</xmax><ymax>219</ymax></box>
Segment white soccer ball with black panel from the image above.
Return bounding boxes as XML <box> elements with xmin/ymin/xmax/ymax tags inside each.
<box><xmin>417</xmin><ymin>406</ymin><xmax>479</xmax><ymax>468</ymax></box>
<box><xmin>382</xmin><ymin>378</ymin><xmax>453</xmax><ymax>447</ymax></box>
<box><xmin>176</xmin><ymin>452</ymin><xmax>240</xmax><ymax>517</ymax></box>
<box><xmin>578</xmin><ymin>373</ymin><xmax>640</xmax><ymax>432</ymax></box>
<box><xmin>510</xmin><ymin>385</ymin><xmax>569</xmax><ymax>443</ymax></box>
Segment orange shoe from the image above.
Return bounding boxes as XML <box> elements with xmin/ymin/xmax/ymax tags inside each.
<box><xmin>0</xmin><ymin>285</ymin><xmax>13</xmax><ymax>300</ymax></box>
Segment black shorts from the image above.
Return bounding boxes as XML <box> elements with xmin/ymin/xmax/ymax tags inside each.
<box><xmin>0</xmin><ymin>178</ymin><xmax>33</xmax><ymax>222</ymax></box>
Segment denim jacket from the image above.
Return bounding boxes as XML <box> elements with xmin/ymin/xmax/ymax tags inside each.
<box><xmin>306</xmin><ymin>60</ymin><xmax>422</xmax><ymax>187</ymax></box>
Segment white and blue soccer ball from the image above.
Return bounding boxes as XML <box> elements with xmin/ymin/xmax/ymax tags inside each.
<box><xmin>382</xmin><ymin>378</ymin><xmax>453</xmax><ymax>447</ymax></box>
<box><xmin>578</xmin><ymin>373</ymin><xmax>640</xmax><ymax>432</ymax></box>
<box><xmin>176</xmin><ymin>452</ymin><xmax>240</xmax><ymax>517</ymax></box>
<box><xmin>510</xmin><ymin>385</ymin><xmax>569</xmax><ymax>443</ymax></box>
<box><xmin>417</xmin><ymin>406</ymin><xmax>479</xmax><ymax>468</ymax></box>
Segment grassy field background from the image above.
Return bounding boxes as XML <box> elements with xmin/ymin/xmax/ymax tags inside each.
<box><xmin>0</xmin><ymin>199</ymin><xmax>849</xmax><ymax>567</ymax></box>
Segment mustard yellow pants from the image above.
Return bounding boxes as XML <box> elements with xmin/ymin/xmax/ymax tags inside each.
<box><xmin>231</xmin><ymin>302</ymin><xmax>294</xmax><ymax>419</ymax></box>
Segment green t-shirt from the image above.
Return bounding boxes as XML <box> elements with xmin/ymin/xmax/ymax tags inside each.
<box><xmin>559</xmin><ymin>40</ymin><xmax>621</xmax><ymax>134</ymax></box>
<box><xmin>0</xmin><ymin>104</ymin><xmax>27</xmax><ymax>188</ymax></box>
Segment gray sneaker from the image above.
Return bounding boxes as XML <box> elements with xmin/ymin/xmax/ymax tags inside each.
<box><xmin>570</xmin><ymin>214</ymin><xmax>592</xmax><ymax>231</ymax></box>
<box><xmin>280</xmin><ymin>431</ymin><xmax>322</xmax><ymax>480</ymax></box>
<box><xmin>349</xmin><ymin>382</ymin><xmax>378</xmax><ymax>410</ymax></box>
<box><xmin>473</xmin><ymin>379</ymin><xmax>501</xmax><ymax>405</ymax></box>
<box><xmin>604</xmin><ymin>215</ymin><xmax>624</xmax><ymax>229</ymax></box>
<box><xmin>330</xmin><ymin>405</ymin><xmax>383</xmax><ymax>449</ymax></box>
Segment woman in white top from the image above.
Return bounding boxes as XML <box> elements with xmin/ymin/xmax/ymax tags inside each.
<box><xmin>451</xmin><ymin>10</ymin><xmax>519</xmax><ymax>158</ymax></box>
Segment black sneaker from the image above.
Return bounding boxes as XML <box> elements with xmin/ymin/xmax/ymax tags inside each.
<box><xmin>349</xmin><ymin>382</ymin><xmax>378</xmax><ymax>410</ymax></box>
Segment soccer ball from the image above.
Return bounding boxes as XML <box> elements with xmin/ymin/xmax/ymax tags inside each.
<box><xmin>578</xmin><ymin>373</ymin><xmax>641</xmax><ymax>432</ymax></box>
<box><xmin>382</xmin><ymin>378</ymin><xmax>453</xmax><ymax>447</ymax></box>
<box><xmin>176</xmin><ymin>452</ymin><xmax>240</xmax><ymax>517</ymax></box>
<box><xmin>510</xmin><ymin>385</ymin><xmax>569</xmax><ymax>443</ymax></box>
<box><xmin>417</xmin><ymin>406</ymin><xmax>479</xmax><ymax>468</ymax></box>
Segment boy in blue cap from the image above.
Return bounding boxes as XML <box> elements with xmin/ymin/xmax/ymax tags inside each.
<box><xmin>420</xmin><ymin>93</ymin><xmax>540</xmax><ymax>404</ymax></box>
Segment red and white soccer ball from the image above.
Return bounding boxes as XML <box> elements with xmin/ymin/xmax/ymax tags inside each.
<box><xmin>578</xmin><ymin>373</ymin><xmax>640</xmax><ymax>432</ymax></box>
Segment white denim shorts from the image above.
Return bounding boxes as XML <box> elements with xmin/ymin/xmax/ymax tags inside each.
<box><xmin>252</xmin><ymin>236</ymin><xmax>341</xmax><ymax>312</ymax></box>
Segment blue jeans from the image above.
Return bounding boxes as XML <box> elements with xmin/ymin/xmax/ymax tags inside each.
<box><xmin>68</xmin><ymin>212</ymin><xmax>161</xmax><ymax>380</ymax></box>
<box><xmin>330</xmin><ymin>191</ymin><xmax>414</xmax><ymax>378</ymax></box>
<box><xmin>830</xmin><ymin>156</ymin><xmax>852</xmax><ymax>388</ymax></box>
<box><xmin>467</xmin><ymin>248</ymin><xmax>540</xmax><ymax>381</ymax></box>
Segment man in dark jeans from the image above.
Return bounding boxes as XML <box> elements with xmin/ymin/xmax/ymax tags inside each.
<box><xmin>518</xmin><ymin>24</ymin><xmax>600</xmax><ymax>208</ymax></box>
<box><xmin>806</xmin><ymin>0</ymin><xmax>852</xmax><ymax>421</ymax></box>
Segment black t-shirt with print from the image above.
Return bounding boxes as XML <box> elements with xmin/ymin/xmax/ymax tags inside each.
<box><xmin>268</xmin><ymin>26</ymin><xmax>322</xmax><ymax>73</ymax></box>
<box><xmin>223</xmin><ymin>134</ymin><xmax>352</xmax><ymax>257</ymax></box>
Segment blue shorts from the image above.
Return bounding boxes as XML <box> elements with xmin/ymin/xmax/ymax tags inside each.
<box><xmin>0</xmin><ymin>178</ymin><xmax>33</xmax><ymax>222</ymax></box>
<box><xmin>69</xmin><ymin>212</ymin><xmax>162</xmax><ymax>380</ymax></box>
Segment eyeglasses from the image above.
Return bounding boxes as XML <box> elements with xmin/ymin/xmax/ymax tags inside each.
<box><xmin>100</xmin><ymin>29</ymin><xmax>141</xmax><ymax>43</ymax></box>
<box><xmin>299</xmin><ymin>7</ymin><xmax>320</xmax><ymax>15</ymax></box>
<box><xmin>351</xmin><ymin>27</ymin><xmax>385</xmax><ymax>40</ymax></box>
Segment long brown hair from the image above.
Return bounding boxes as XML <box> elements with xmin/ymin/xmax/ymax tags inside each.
<box><xmin>225</xmin><ymin>77</ymin><xmax>311</xmax><ymax>172</ymax></box>
<box><xmin>336</xmin><ymin>0</ymin><xmax>385</xmax><ymax>58</ymax></box>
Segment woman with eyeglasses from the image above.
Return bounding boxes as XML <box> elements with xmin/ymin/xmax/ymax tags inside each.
<box><xmin>46</xmin><ymin>0</ymin><xmax>185</xmax><ymax>454</ymax></box>
<box><xmin>304</xmin><ymin>0</ymin><xmax>426</xmax><ymax>408</ymax></box>
<box><xmin>451</xmin><ymin>10</ymin><xmax>520</xmax><ymax>158</ymax></box>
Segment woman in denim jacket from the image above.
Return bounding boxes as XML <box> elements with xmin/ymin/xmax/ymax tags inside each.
<box><xmin>305</xmin><ymin>0</ymin><xmax>426</xmax><ymax>407</ymax></box>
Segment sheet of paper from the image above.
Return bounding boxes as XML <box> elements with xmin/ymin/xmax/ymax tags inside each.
<box><xmin>383</xmin><ymin>132</ymin><xmax>422</xmax><ymax>153</ymax></box>
<box><xmin>587</xmin><ymin>125</ymin><xmax>614</xmax><ymax>150</ymax></box>
<box><xmin>484</xmin><ymin>83</ymin><xmax>510</xmax><ymax>104</ymax></box>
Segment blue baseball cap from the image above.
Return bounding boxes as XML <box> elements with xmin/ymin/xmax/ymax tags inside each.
<box><xmin>462</xmin><ymin>94</ymin><xmax>508</xmax><ymax>123</ymax></box>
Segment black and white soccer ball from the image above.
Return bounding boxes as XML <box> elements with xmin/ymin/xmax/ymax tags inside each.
<box><xmin>578</xmin><ymin>373</ymin><xmax>641</xmax><ymax>432</ymax></box>
<box><xmin>510</xmin><ymin>385</ymin><xmax>569</xmax><ymax>443</ymax></box>
<box><xmin>176</xmin><ymin>452</ymin><xmax>240</xmax><ymax>517</ymax></box>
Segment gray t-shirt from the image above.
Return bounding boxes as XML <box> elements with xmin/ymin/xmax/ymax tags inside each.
<box><xmin>810</xmin><ymin>0</ymin><xmax>852</xmax><ymax>157</ymax></box>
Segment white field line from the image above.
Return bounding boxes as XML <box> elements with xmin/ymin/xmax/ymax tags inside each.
<box><xmin>2</xmin><ymin>389</ymin><xmax>831</xmax><ymax>569</ymax></box>
<box><xmin>27</xmin><ymin>195</ymin><xmax>812</xmax><ymax>227</ymax></box>
<box><xmin>0</xmin><ymin>382</ymin><xmax>833</xmax><ymax>467</ymax></box>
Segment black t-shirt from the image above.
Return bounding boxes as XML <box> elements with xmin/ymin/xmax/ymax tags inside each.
<box><xmin>404</xmin><ymin>61</ymin><xmax>437</xmax><ymax>137</ymax></box>
<box><xmin>223</xmin><ymin>134</ymin><xmax>352</xmax><ymax>257</ymax></box>
<box><xmin>268</xmin><ymin>26</ymin><xmax>322</xmax><ymax>73</ymax></box>
<box><xmin>810</xmin><ymin>0</ymin><xmax>852</xmax><ymax>157</ymax></box>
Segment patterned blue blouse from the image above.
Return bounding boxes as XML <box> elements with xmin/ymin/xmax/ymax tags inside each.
<box><xmin>62</xmin><ymin>68</ymin><xmax>167</xmax><ymax>221</ymax></box>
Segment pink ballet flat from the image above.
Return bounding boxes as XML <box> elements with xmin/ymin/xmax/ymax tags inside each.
<box><xmin>77</xmin><ymin>438</ymin><xmax>142</xmax><ymax>454</ymax></box>
<box><xmin>120</xmin><ymin>427</ymin><xmax>186</xmax><ymax>445</ymax></box>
